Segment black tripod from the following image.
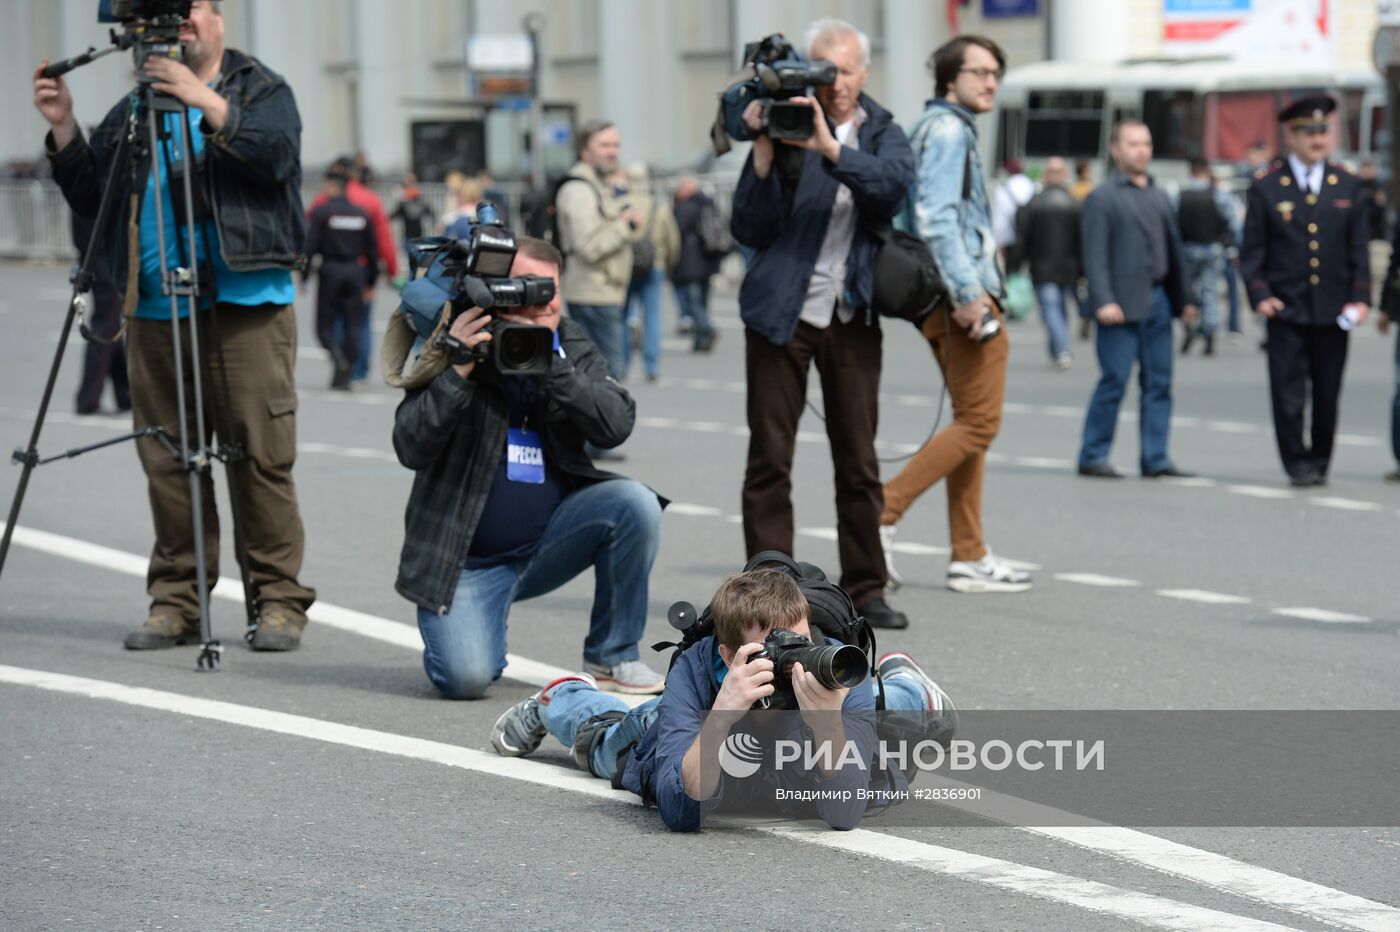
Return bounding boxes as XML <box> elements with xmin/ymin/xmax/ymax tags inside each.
<box><xmin>1</xmin><ymin>45</ymin><xmax>261</xmax><ymax>671</ymax></box>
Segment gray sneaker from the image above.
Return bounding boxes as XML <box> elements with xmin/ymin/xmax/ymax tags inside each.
<box><xmin>583</xmin><ymin>658</ymin><xmax>665</xmax><ymax>695</ymax></box>
<box><xmin>491</xmin><ymin>673</ymin><xmax>596</xmax><ymax>757</ymax></box>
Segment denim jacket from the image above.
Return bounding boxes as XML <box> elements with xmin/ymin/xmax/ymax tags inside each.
<box><xmin>904</xmin><ymin>100</ymin><xmax>1002</xmax><ymax>308</ymax></box>
<box><xmin>47</xmin><ymin>48</ymin><xmax>306</xmax><ymax>312</ymax></box>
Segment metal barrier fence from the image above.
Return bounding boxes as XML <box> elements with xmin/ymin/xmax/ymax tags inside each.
<box><xmin>0</xmin><ymin>175</ymin><xmax>741</xmax><ymax>263</ymax></box>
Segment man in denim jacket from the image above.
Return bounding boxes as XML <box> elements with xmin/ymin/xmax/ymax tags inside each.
<box><xmin>33</xmin><ymin>0</ymin><xmax>315</xmax><ymax>650</ymax></box>
<box><xmin>880</xmin><ymin>36</ymin><xmax>1032</xmax><ymax>595</ymax></box>
<box><xmin>731</xmin><ymin>18</ymin><xmax>914</xmax><ymax>631</ymax></box>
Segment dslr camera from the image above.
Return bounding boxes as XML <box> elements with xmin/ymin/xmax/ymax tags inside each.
<box><xmin>426</xmin><ymin>204</ymin><xmax>557</xmax><ymax>377</ymax></box>
<box><xmin>720</xmin><ymin>34</ymin><xmax>837</xmax><ymax>142</ymax></box>
<box><xmin>749</xmin><ymin>628</ymin><xmax>868</xmax><ymax>711</ymax></box>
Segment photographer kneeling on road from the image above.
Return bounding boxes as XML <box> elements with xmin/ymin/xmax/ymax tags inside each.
<box><xmin>393</xmin><ymin>236</ymin><xmax>667</xmax><ymax>699</ymax></box>
<box><xmin>33</xmin><ymin>0</ymin><xmax>316</xmax><ymax>651</ymax></box>
<box><xmin>490</xmin><ymin>565</ymin><xmax>956</xmax><ymax>833</ymax></box>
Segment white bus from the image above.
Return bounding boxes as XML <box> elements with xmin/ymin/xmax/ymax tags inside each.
<box><xmin>989</xmin><ymin>58</ymin><xmax>1387</xmax><ymax>185</ymax></box>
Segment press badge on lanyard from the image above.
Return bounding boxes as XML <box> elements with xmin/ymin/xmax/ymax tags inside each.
<box><xmin>507</xmin><ymin>426</ymin><xmax>546</xmax><ymax>484</ymax></box>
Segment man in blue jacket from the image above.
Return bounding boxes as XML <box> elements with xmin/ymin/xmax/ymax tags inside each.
<box><xmin>33</xmin><ymin>0</ymin><xmax>316</xmax><ymax>651</ymax></box>
<box><xmin>490</xmin><ymin>567</ymin><xmax>955</xmax><ymax>832</ymax></box>
<box><xmin>731</xmin><ymin>18</ymin><xmax>914</xmax><ymax>631</ymax></box>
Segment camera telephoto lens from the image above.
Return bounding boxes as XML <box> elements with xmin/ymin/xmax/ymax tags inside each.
<box><xmin>497</xmin><ymin>328</ymin><xmax>537</xmax><ymax>371</ymax></box>
<box><xmin>766</xmin><ymin>102</ymin><xmax>814</xmax><ymax>140</ymax></box>
<box><xmin>803</xmin><ymin>643</ymin><xmax>869</xmax><ymax>690</ymax></box>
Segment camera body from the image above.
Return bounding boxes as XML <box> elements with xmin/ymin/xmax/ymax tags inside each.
<box><xmin>99</xmin><ymin>0</ymin><xmax>191</xmax><ymax>83</ymax></box>
<box><xmin>720</xmin><ymin>34</ymin><xmax>837</xmax><ymax>142</ymax></box>
<box><xmin>429</xmin><ymin>204</ymin><xmax>557</xmax><ymax>377</ymax></box>
<box><xmin>751</xmin><ymin>628</ymin><xmax>869</xmax><ymax>710</ymax></box>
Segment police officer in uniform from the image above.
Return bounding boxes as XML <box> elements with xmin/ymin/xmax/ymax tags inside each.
<box><xmin>305</xmin><ymin>164</ymin><xmax>380</xmax><ymax>389</ymax></box>
<box><xmin>1240</xmin><ymin>96</ymin><xmax>1370</xmax><ymax>487</ymax></box>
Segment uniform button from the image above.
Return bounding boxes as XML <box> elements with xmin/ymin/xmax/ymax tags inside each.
<box><xmin>1308</xmin><ymin>223</ymin><xmax>1318</xmax><ymax>233</ymax></box>
<box><xmin>1309</xmin><ymin>240</ymin><xmax>1320</xmax><ymax>250</ymax></box>
<box><xmin>1310</xmin><ymin>275</ymin><xmax>1320</xmax><ymax>285</ymax></box>
<box><xmin>1310</xmin><ymin>258</ymin><xmax>1320</xmax><ymax>268</ymax></box>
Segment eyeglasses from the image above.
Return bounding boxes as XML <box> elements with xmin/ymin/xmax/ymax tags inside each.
<box><xmin>958</xmin><ymin>67</ymin><xmax>1004</xmax><ymax>82</ymax></box>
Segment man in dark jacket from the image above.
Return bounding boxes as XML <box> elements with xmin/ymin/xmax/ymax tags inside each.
<box><xmin>670</xmin><ymin>176</ymin><xmax>721</xmax><ymax>352</ymax></box>
<box><xmin>490</xmin><ymin>566</ymin><xmax>955</xmax><ymax>832</ymax></box>
<box><xmin>305</xmin><ymin>164</ymin><xmax>380</xmax><ymax>389</ymax></box>
<box><xmin>1240</xmin><ymin>96</ymin><xmax>1370</xmax><ymax>487</ymax></box>
<box><xmin>731</xmin><ymin>18</ymin><xmax>914</xmax><ymax>630</ymax></box>
<box><xmin>33</xmin><ymin>0</ymin><xmax>316</xmax><ymax>651</ymax></box>
<box><xmin>1013</xmin><ymin>156</ymin><xmax>1081</xmax><ymax>368</ymax></box>
<box><xmin>1077</xmin><ymin>120</ymin><xmax>1198</xmax><ymax>480</ymax></box>
<box><xmin>393</xmin><ymin>237</ymin><xmax>667</xmax><ymax>699</ymax></box>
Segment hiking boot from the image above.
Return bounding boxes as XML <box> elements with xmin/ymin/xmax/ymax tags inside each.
<box><xmin>249</xmin><ymin>607</ymin><xmax>305</xmax><ymax>652</ymax></box>
<box><xmin>947</xmin><ymin>551</ymin><xmax>1033</xmax><ymax>593</ymax></box>
<box><xmin>583</xmin><ymin>658</ymin><xmax>665</xmax><ymax>695</ymax></box>
<box><xmin>879</xmin><ymin>524</ymin><xmax>903</xmax><ymax>591</ymax></box>
<box><xmin>491</xmin><ymin>673</ymin><xmax>596</xmax><ymax>757</ymax></box>
<box><xmin>124</xmin><ymin>612</ymin><xmax>198</xmax><ymax>650</ymax></box>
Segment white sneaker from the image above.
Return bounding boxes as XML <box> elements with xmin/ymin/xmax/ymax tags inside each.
<box><xmin>946</xmin><ymin>550</ymin><xmax>1032</xmax><ymax>593</ymax></box>
<box><xmin>879</xmin><ymin>524</ymin><xmax>903</xmax><ymax>591</ymax></box>
<box><xmin>584</xmin><ymin>658</ymin><xmax>666</xmax><ymax>695</ymax></box>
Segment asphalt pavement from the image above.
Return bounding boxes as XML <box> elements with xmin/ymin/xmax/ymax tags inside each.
<box><xmin>2</xmin><ymin>261</ymin><xmax>1398</xmax><ymax>930</ymax></box>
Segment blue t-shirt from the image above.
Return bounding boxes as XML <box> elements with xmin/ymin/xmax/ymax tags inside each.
<box><xmin>465</xmin><ymin>378</ymin><xmax>566</xmax><ymax>568</ymax></box>
<box><xmin>135</xmin><ymin>104</ymin><xmax>294</xmax><ymax>319</ymax></box>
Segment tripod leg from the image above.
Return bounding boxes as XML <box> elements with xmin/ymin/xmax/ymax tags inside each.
<box><xmin>0</xmin><ymin>122</ymin><xmax>134</xmax><ymax>578</ymax></box>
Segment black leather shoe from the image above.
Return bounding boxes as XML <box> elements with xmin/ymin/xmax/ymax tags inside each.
<box><xmin>1143</xmin><ymin>463</ymin><xmax>1196</xmax><ymax>478</ymax></box>
<box><xmin>860</xmin><ymin>597</ymin><xmax>909</xmax><ymax>630</ymax></box>
<box><xmin>1288</xmin><ymin>469</ymin><xmax>1322</xmax><ymax>488</ymax></box>
<box><xmin>1077</xmin><ymin>462</ymin><xmax>1122</xmax><ymax>479</ymax></box>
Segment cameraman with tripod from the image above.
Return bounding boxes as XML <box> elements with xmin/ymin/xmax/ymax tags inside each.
<box><xmin>33</xmin><ymin>0</ymin><xmax>316</xmax><ymax>651</ymax></box>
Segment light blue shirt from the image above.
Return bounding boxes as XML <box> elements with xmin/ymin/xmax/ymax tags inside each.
<box><xmin>135</xmin><ymin>104</ymin><xmax>293</xmax><ymax>319</ymax></box>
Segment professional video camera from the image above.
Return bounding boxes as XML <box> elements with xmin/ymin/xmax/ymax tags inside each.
<box><xmin>99</xmin><ymin>0</ymin><xmax>191</xmax><ymax>81</ymax></box>
<box><xmin>403</xmin><ymin>204</ymin><xmax>557</xmax><ymax>377</ymax></box>
<box><xmin>719</xmin><ymin>34</ymin><xmax>837</xmax><ymax>142</ymax></box>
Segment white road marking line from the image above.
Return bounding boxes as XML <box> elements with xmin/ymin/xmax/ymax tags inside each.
<box><xmin>891</xmin><ymin>541</ymin><xmax>950</xmax><ymax>556</ymax></box>
<box><xmin>1055</xmin><ymin>573</ymin><xmax>1141</xmax><ymax>588</ymax></box>
<box><xmin>1336</xmin><ymin>434</ymin><xmax>1382</xmax><ymax>448</ymax></box>
<box><xmin>797</xmin><ymin>527</ymin><xmax>838</xmax><ymax>541</ymax></box>
<box><xmin>1156</xmin><ymin>589</ymin><xmax>1252</xmax><ymax>606</ymax></box>
<box><xmin>1226</xmin><ymin>485</ymin><xmax>1296</xmax><ymax>500</ymax></box>
<box><xmin>1013</xmin><ymin>456</ymin><xmax>1073</xmax><ymax>470</ymax></box>
<box><xmin>1272</xmin><ymin>607</ymin><xmax>1373</xmax><ymax>624</ymax></box>
<box><xmin>775</xmin><ymin>826</ymin><xmax>1296</xmax><ymax>932</ymax></box>
<box><xmin>1160</xmin><ymin>476</ymin><xmax>1219</xmax><ymax>489</ymax></box>
<box><xmin>1206</xmin><ymin>420</ymin><xmax>1258</xmax><ymax>434</ymax></box>
<box><xmin>0</xmin><ymin>523</ymin><xmax>648</xmax><ymax>708</ymax></box>
<box><xmin>0</xmin><ymin>664</ymin><xmax>1309</xmax><ymax>932</ymax></box>
<box><xmin>665</xmin><ymin>503</ymin><xmax>724</xmax><ymax>517</ymax></box>
<box><xmin>1309</xmin><ymin>497</ymin><xmax>1384</xmax><ymax>512</ymax></box>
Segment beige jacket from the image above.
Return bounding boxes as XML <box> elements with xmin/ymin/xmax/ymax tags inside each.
<box><xmin>557</xmin><ymin>161</ymin><xmax>641</xmax><ymax>304</ymax></box>
<box><xmin>633</xmin><ymin>194</ymin><xmax>681</xmax><ymax>272</ymax></box>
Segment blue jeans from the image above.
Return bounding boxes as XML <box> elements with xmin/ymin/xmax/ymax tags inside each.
<box><xmin>623</xmin><ymin>268</ymin><xmax>664</xmax><ymax>379</ymax></box>
<box><xmin>567</xmin><ymin>302</ymin><xmax>624</xmax><ymax>380</ymax></box>
<box><xmin>1392</xmin><ymin>329</ymin><xmax>1400</xmax><ymax>466</ymax></box>
<box><xmin>1182</xmin><ymin>243</ymin><xmax>1224</xmax><ymax>336</ymax></box>
<box><xmin>331</xmin><ymin>300</ymin><xmax>374</xmax><ymax>383</ymax></box>
<box><xmin>542</xmin><ymin>666</ymin><xmax>934</xmax><ymax>780</ymax></box>
<box><xmin>416</xmin><ymin>479</ymin><xmax>661</xmax><ymax>699</ymax></box>
<box><xmin>1034</xmin><ymin>282</ymin><xmax>1073</xmax><ymax>360</ymax></box>
<box><xmin>674</xmin><ymin>280</ymin><xmax>716</xmax><ymax>348</ymax></box>
<box><xmin>1079</xmin><ymin>287</ymin><xmax>1175</xmax><ymax>473</ymax></box>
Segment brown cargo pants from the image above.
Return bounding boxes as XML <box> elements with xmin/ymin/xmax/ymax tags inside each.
<box><xmin>127</xmin><ymin>304</ymin><xmax>315</xmax><ymax>624</ymax></box>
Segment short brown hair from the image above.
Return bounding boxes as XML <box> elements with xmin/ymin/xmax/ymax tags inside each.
<box><xmin>515</xmin><ymin>235</ymin><xmax>562</xmax><ymax>270</ymax></box>
<box><xmin>576</xmin><ymin>119</ymin><xmax>615</xmax><ymax>157</ymax></box>
<box><xmin>709</xmin><ymin>569</ymin><xmax>808</xmax><ymax>650</ymax></box>
<box><xmin>929</xmin><ymin>35</ymin><xmax>1006</xmax><ymax>98</ymax></box>
<box><xmin>1110</xmin><ymin>119</ymin><xmax>1150</xmax><ymax>145</ymax></box>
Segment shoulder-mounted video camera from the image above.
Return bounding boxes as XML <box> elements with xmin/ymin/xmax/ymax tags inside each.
<box><xmin>719</xmin><ymin>34</ymin><xmax>837</xmax><ymax>143</ymax></box>
<box><xmin>405</xmin><ymin>203</ymin><xmax>556</xmax><ymax>377</ymax></box>
<box><xmin>660</xmin><ymin>551</ymin><xmax>873</xmax><ymax>710</ymax></box>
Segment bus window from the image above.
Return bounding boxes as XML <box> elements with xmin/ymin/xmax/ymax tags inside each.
<box><xmin>1142</xmin><ymin>90</ymin><xmax>1196</xmax><ymax>160</ymax></box>
<box><xmin>1372</xmin><ymin>105</ymin><xmax>1386</xmax><ymax>156</ymax></box>
<box><xmin>1342</xmin><ymin>90</ymin><xmax>1363</xmax><ymax>154</ymax></box>
<box><xmin>1024</xmin><ymin>91</ymin><xmax>1104</xmax><ymax>158</ymax></box>
<box><xmin>997</xmin><ymin>107</ymin><xmax>1023</xmax><ymax>167</ymax></box>
<box><xmin>1202</xmin><ymin>91</ymin><xmax>1276</xmax><ymax>163</ymax></box>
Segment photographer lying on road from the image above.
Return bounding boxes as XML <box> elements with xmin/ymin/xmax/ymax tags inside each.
<box><xmin>491</xmin><ymin>563</ymin><xmax>956</xmax><ymax>832</ymax></box>
<box><xmin>392</xmin><ymin>234</ymin><xmax>667</xmax><ymax>698</ymax></box>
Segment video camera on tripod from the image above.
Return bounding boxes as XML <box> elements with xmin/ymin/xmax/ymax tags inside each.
<box><xmin>40</xmin><ymin>1</ymin><xmax>193</xmax><ymax>84</ymax></box>
<box><xmin>404</xmin><ymin>204</ymin><xmax>557</xmax><ymax>377</ymax></box>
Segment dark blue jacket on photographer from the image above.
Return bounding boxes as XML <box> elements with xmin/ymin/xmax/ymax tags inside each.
<box><xmin>46</xmin><ymin>48</ymin><xmax>306</xmax><ymax>315</ymax></box>
<box><xmin>392</xmin><ymin>319</ymin><xmax>664</xmax><ymax>612</ymax></box>
<box><xmin>730</xmin><ymin>92</ymin><xmax>914</xmax><ymax>346</ymax></box>
<box><xmin>622</xmin><ymin>633</ymin><xmax>887</xmax><ymax>833</ymax></box>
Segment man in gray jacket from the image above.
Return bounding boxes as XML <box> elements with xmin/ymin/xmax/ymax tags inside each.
<box><xmin>393</xmin><ymin>237</ymin><xmax>666</xmax><ymax>698</ymax></box>
<box><xmin>1077</xmin><ymin>120</ymin><xmax>1197</xmax><ymax>479</ymax></box>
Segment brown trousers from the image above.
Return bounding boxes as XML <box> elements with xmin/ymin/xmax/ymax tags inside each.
<box><xmin>127</xmin><ymin>305</ymin><xmax>315</xmax><ymax>623</ymax></box>
<box><xmin>881</xmin><ymin>305</ymin><xmax>1009</xmax><ymax>563</ymax></box>
<box><xmin>742</xmin><ymin>316</ymin><xmax>885</xmax><ymax>608</ymax></box>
